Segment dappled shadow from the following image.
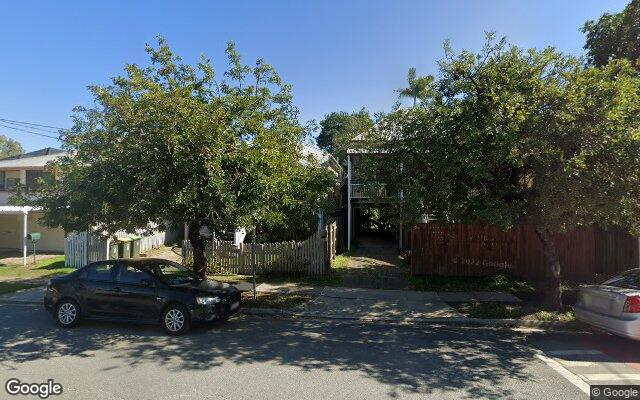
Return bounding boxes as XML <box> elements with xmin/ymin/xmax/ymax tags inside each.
<box><xmin>0</xmin><ymin>305</ymin><xmax>544</xmax><ymax>398</ymax></box>
<box><xmin>342</xmin><ymin>234</ymin><xmax>410</xmax><ymax>289</ymax></box>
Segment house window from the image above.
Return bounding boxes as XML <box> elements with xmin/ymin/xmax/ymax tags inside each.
<box><xmin>0</xmin><ymin>171</ymin><xmax>4</xmax><ymax>190</ymax></box>
<box><xmin>5</xmin><ymin>177</ymin><xmax>20</xmax><ymax>190</ymax></box>
<box><xmin>26</xmin><ymin>170</ymin><xmax>52</xmax><ymax>191</ymax></box>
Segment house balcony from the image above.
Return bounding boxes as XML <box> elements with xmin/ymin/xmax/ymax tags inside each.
<box><xmin>350</xmin><ymin>183</ymin><xmax>388</xmax><ymax>200</ymax></box>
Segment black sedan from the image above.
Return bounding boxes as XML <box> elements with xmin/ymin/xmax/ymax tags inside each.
<box><xmin>44</xmin><ymin>258</ymin><xmax>241</xmax><ymax>335</ymax></box>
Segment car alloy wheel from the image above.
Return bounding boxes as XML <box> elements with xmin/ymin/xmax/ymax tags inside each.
<box><xmin>162</xmin><ymin>305</ymin><xmax>190</xmax><ymax>335</ymax></box>
<box><xmin>56</xmin><ymin>301</ymin><xmax>79</xmax><ymax>328</ymax></box>
<box><xmin>165</xmin><ymin>309</ymin><xmax>184</xmax><ymax>332</ymax></box>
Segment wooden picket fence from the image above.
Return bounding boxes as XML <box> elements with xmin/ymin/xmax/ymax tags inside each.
<box><xmin>183</xmin><ymin>222</ymin><xmax>338</xmax><ymax>276</ymax></box>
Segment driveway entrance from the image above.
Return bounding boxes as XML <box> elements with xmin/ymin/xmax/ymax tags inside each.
<box><xmin>343</xmin><ymin>234</ymin><xmax>409</xmax><ymax>289</ymax></box>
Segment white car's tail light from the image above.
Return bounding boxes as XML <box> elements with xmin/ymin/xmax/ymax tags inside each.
<box><xmin>623</xmin><ymin>295</ymin><xmax>640</xmax><ymax>313</ymax></box>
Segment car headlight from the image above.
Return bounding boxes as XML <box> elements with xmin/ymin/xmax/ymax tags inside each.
<box><xmin>196</xmin><ymin>296</ymin><xmax>221</xmax><ymax>305</ymax></box>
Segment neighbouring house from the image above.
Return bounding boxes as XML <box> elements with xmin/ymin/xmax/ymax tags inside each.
<box><xmin>0</xmin><ymin>148</ymin><xmax>67</xmax><ymax>265</ymax></box>
<box><xmin>345</xmin><ymin>132</ymin><xmax>409</xmax><ymax>251</ymax></box>
<box><xmin>345</xmin><ymin>124</ymin><xmax>640</xmax><ymax>280</ymax></box>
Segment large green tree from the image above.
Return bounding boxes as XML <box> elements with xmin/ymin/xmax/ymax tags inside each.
<box><xmin>30</xmin><ymin>38</ymin><xmax>334</xmax><ymax>277</ymax></box>
<box><xmin>369</xmin><ymin>36</ymin><xmax>640</xmax><ymax>309</ymax></box>
<box><xmin>0</xmin><ymin>135</ymin><xmax>23</xmax><ymax>158</ymax></box>
<box><xmin>316</xmin><ymin>110</ymin><xmax>373</xmax><ymax>159</ymax></box>
<box><xmin>583</xmin><ymin>0</ymin><xmax>640</xmax><ymax>68</ymax></box>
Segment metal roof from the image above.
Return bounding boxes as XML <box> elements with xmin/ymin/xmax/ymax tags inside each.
<box><xmin>0</xmin><ymin>147</ymin><xmax>64</xmax><ymax>161</ymax></box>
<box><xmin>0</xmin><ymin>148</ymin><xmax>65</xmax><ymax>169</ymax></box>
<box><xmin>0</xmin><ymin>205</ymin><xmax>40</xmax><ymax>214</ymax></box>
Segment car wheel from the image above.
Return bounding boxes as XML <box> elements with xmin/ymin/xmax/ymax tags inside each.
<box><xmin>162</xmin><ymin>304</ymin><xmax>190</xmax><ymax>335</ymax></box>
<box><xmin>55</xmin><ymin>299</ymin><xmax>80</xmax><ymax>328</ymax></box>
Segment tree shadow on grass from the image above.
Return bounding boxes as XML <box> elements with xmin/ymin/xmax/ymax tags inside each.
<box><xmin>34</xmin><ymin>260</ymin><xmax>67</xmax><ymax>270</ymax></box>
<box><xmin>0</xmin><ymin>305</ymin><xmax>551</xmax><ymax>399</ymax></box>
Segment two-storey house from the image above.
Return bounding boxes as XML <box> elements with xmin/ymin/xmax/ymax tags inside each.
<box><xmin>0</xmin><ymin>148</ymin><xmax>66</xmax><ymax>265</ymax></box>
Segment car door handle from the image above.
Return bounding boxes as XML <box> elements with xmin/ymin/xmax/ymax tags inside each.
<box><xmin>111</xmin><ymin>287</ymin><xmax>121</xmax><ymax>292</ymax></box>
<box><xmin>78</xmin><ymin>283</ymin><xmax>85</xmax><ymax>289</ymax></box>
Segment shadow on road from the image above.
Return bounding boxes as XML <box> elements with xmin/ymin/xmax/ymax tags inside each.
<box><xmin>1</xmin><ymin>305</ymin><xmax>547</xmax><ymax>398</ymax></box>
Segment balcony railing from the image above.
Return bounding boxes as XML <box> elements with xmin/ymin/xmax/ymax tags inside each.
<box><xmin>350</xmin><ymin>183</ymin><xmax>387</xmax><ymax>199</ymax></box>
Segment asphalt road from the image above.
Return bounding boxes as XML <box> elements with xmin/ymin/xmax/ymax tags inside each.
<box><xmin>0</xmin><ymin>304</ymin><xmax>595</xmax><ymax>399</ymax></box>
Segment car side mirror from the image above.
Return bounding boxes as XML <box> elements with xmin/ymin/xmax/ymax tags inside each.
<box><xmin>141</xmin><ymin>278</ymin><xmax>154</xmax><ymax>287</ymax></box>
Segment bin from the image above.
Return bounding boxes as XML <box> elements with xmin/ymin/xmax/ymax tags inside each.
<box><xmin>118</xmin><ymin>238</ymin><xmax>132</xmax><ymax>259</ymax></box>
<box><xmin>109</xmin><ymin>240</ymin><xmax>119</xmax><ymax>259</ymax></box>
<box><xmin>129</xmin><ymin>234</ymin><xmax>142</xmax><ymax>258</ymax></box>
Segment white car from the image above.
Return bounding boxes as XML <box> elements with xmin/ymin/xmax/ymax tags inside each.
<box><xmin>575</xmin><ymin>268</ymin><xmax>640</xmax><ymax>340</ymax></box>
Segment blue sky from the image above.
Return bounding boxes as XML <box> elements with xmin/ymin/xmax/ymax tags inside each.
<box><xmin>0</xmin><ymin>0</ymin><xmax>628</xmax><ymax>152</ymax></box>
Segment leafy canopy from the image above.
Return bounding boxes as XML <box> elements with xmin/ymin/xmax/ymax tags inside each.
<box><xmin>583</xmin><ymin>0</ymin><xmax>640</xmax><ymax>68</ymax></box>
<box><xmin>0</xmin><ymin>135</ymin><xmax>23</xmax><ymax>159</ymax></box>
<box><xmin>30</xmin><ymin>37</ymin><xmax>334</xmax><ymax>240</ymax></box>
<box><xmin>316</xmin><ymin>110</ymin><xmax>373</xmax><ymax>159</ymax></box>
<box><xmin>369</xmin><ymin>35</ymin><xmax>640</xmax><ymax>235</ymax></box>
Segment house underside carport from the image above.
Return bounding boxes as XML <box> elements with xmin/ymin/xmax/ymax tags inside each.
<box><xmin>0</xmin><ymin>206</ymin><xmax>32</xmax><ymax>266</ymax></box>
<box><xmin>0</xmin><ymin>206</ymin><xmax>65</xmax><ymax>266</ymax></box>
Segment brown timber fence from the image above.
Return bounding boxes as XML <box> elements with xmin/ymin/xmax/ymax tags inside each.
<box><xmin>182</xmin><ymin>222</ymin><xmax>338</xmax><ymax>276</ymax></box>
<box><xmin>410</xmin><ymin>223</ymin><xmax>639</xmax><ymax>281</ymax></box>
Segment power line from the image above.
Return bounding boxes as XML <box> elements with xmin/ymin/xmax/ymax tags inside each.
<box><xmin>0</xmin><ymin>120</ymin><xmax>60</xmax><ymax>134</ymax></box>
<box><xmin>0</xmin><ymin>123</ymin><xmax>61</xmax><ymax>140</ymax></box>
<box><xmin>0</xmin><ymin>118</ymin><xmax>67</xmax><ymax>131</ymax></box>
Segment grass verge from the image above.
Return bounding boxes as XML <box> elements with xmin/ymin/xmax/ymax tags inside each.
<box><xmin>241</xmin><ymin>291</ymin><xmax>313</xmax><ymax>309</ymax></box>
<box><xmin>449</xmin><ymin>301</ymin><xmax>575</xmax><ymax>322</ymax></box>
<box><xmin>210</xmin><ymin>272</ymin><xmax>344</xmax><ymax>287</ymax></box>
<box><xmin>409</xmin><ymin>273</ymin><xmax>536</xmax><ymax>294</ymax></box>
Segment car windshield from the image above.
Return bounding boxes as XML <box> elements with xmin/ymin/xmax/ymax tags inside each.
<box><xmin>601</xmin><ymin>270</ymin><xmax>640</xmax><ymax>289</ymax></box>
<box><xmin>149</xmin><ymin>262</ymin><xmax>200</xmax><ymax>285</ymax></box>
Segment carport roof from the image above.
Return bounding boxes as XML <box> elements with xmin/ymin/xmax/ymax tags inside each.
<box><xmin>0</xmin><ymin>206</ymin><xmax>40</xmax><ymax>214</ymax></box>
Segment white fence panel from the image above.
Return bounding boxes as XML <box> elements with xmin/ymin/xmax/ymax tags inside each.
<box><xmin>64</xmin><ymin>227</ymin><xmax>166</xmax><ymax>268</ymax></box>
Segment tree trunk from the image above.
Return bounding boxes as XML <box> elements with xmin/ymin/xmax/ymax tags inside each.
<box><xmin>188</xmin><ymin>221</ymin><xmax>207</xmax><ymax>279</ymax></box>
<box><xmin>534</xmin><ymin>228</ymin><xmax>562</xmax><ymax>310</ymax></box>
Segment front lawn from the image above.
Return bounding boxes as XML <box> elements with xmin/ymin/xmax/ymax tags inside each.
<box><xmin>331</xmin><ymin>254</ymin><xmax>350</xmax><ymax>269</ymax></box>
<box><xmin>0</xmin><ymin>256</ymin><xmax>74</xmax><ymax>281</ymax></box>
<box><xmin>208</xmin><ymin>254</ymin><xmax>350</xmax><ymax>288</ymax></box>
